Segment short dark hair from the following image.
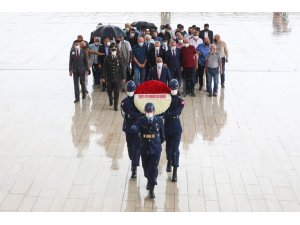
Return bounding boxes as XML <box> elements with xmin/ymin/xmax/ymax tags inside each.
<box><xmin>204</xmin><ymin>23</ymin><xmax>209</xmax><ymax>27</ymax></box>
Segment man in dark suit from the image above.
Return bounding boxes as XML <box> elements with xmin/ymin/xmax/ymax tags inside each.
<box><xmin>102</xmin><ymin>43</ymin><xmax>126</xmax><ymax>111</ymax></box>
<box><xmin>148</xmin><ymin>57</ymin><xmax>172</xmax><ymax>85</ymax></box>
<box><xmin>69</xmin><ymin>40</ymin><xmax>89</xmax><ymax>103</ymax></box>
<box><xmin>165</xmin><ymin>40</ymin><xmax>182</xmax><ymax>93</ymax></box>
<box><xmin>98</xmin><ymin>37</ymin><xmax>111</xmax><ymax>91</ymax></box>
<box><xmin>199</xmin><ymin>23</ymin><xmax>214</xmax><ymax>44</ymax></box>
<box><xmin>147</xmin><ymin>41</ymin><xmax>164</xmax><ymax>70</ymax></box>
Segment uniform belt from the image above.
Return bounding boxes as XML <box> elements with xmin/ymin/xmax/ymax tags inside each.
<box><xmin>167</xmin><ymin>116</ymin><xmax>179</xmax><ymax>119</ymax></box>
<box><xmin>143</xmin><ymin>134</ymin><xmax>156</xmax><ymax>138</ymax></box>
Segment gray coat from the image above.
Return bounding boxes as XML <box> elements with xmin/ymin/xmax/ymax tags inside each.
<box><xmin>69</xmin><ymin>48</ymin><xmax>89</xmax><ymax>74</ymax></box>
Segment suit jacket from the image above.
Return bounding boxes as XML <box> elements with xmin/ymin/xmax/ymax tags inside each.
<box><xmin>148</xmin><ymin>66</ymin><xmax>172</xmax><ymax>85</ymax></box>
<box><xmin>98</xmin><ymin>45</ymin><xmax>110</xmax><ymax>66</ymax></box>
<box><xmin>130</xmin><ymin>116</ymin><xmax>165</xmax><ymax>155</ymax></box>
<box><xmin>164</xmin><ymin>95</ymin><xmax>185</xmax><ymax>135</ymax></box>
<box><xmin>102</xmin><ymin>55</ymin><xmax>124</xmax><ymax>83</ymax></box>
<box><xmin>147</xmin><ymin>47</ymin><xmax>164</xmax><ymax>68</ymax></box>
<box><xmin>69</xmin><ymin>48</ymin><xmax>89</xmax><ymax>74</ymax></box>
<box><xmin>145</xmin><ymin>42</ymin><xmax>154</xmax><ymax>54</ymax></box>
<box><xmin>165</xmin><ymin>48</ymin><xmax>181</xmax><ymax>72</ymax></box>
<box><xmin>199</xmin><ymin>29</ymin><xmax>214</xmax><ymax>44</ymax></box>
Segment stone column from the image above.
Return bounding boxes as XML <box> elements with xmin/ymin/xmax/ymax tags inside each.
<box><xmin>160</xmin><ymin>12</ymin><xmax>171</xmax><ymax>28</ymax></box>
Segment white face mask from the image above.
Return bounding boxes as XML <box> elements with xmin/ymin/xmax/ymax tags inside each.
<box><xmin>75</xmin><ymin>45</ymin><xmax>80</xmax><ymax>49</ymax></box>
<box><xmin>155</xmin><ymin>46</ymin><xmax>160</xmax><ymax>50</ymax></box>
<box><xmin>146</xmin><ymin>113</ymin><xmax>154</xmax><ymax>119</ymax></box>
<box><xmin>194</xmin><ymin>36</ymin><xmax>199</xmax><ymax>40</ymax></box>
<box><xmin>127</xmin><ymin>92</ymin><xmax>134</xmax><ymax>97</ymax></box>
<box><xmin>157</xmin><ymin>62</ymin><xmax>163</xmax><ymax>68</ymax></box>
<box><xmin>161</xmin><ymin>30</ymin><xmax>165</xmax><ymax>34</ymax></box>
<box><xmin>106</xmin><ymin>42</ymin><xmax>111</xmax><ymax>47</ymax></box>
<box><xmin>184</xmin><ymin>43</ymin><xmax>189</xmax><ymax>47</ymax></box>
<box><xmin>171</xmin><ymin>90</ymin><xmax>178</xmax><ymax>95</ymax></box>
<box><xmin>111</xmin><ymin>51</ymin><xmax>117</xmax><ymax>56</ymax></box>
<box><xmin>171</xmin><ymin>46</ymin><xmax>176</xmax><ymax>50</ymax></box>
<box><xmin>178</xmin><ymin>39</ymin><xmax>183</xmax><ymax>43</ymax></box>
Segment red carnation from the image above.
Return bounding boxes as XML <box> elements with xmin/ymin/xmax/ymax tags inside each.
<box><xmin>135</xmin><ymin>80</ymin><xmax>171</xmax><ymax>94</ymax></box>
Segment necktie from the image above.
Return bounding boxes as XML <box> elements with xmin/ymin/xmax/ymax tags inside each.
<box><xmin>155</xmin><ymin>50</ymin><xmax>158</xmax><ymax>57</ymax></box>
<box><xmin>157</xmin><ymin>67</ymin><xmax>161</xmax><ymax>79</ymax></box>
<box><xmin>76</xmin><ymin>49</ymin><xmax>79</xmax><ymax>57</ymax></box>
<box><xmin>172</xmin><ymin>50</ymin><xmax>175</xmax><ymax>56</ymax></box>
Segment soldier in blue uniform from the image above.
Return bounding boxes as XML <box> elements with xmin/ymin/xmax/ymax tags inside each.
<box><xmin>130</xmin><ymin>103</ymin><xmax>165</xmax><ymax>198</ymax></box>
<box><xmin>164</xmin><ymin>79</ymin><xmax>185</xmax><ymax>182</ymax></box>
<box><xmin>121</xmin><ymin>81</ymin><xmax>143</xmax><ymax>178</ymax></box>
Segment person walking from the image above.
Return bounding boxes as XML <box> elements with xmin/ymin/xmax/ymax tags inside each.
<box><xmin>214</xmin><ymin>34</ymin><xmax>228</xmax><ymax>88</ymax></box>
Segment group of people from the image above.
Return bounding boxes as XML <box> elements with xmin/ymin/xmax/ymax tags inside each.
<box><xmin>121</xmin><ymin>79</ymin><xmax>184</xmax><ymax>198</ymax></box>
<box><xmin>69</xmin><ymin>22</ymin><xmax>229</xmax><ymax>106</ymax></box>
<box><xmin>68</xmin><ymin>21</ymin><xmax>229</xmax><ymax>198</ymax></box>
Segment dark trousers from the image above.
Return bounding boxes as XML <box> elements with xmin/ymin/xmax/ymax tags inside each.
<box><xmin>221</xmin><ymin>57</ymin><xmax>226</xmax><ymax>85</ymax></box>
<box><xmin>125</xmin><ymin>133</ymin><xmax>141</xmax><ymax>167</ymax></box>
<box><xmin>197</xmin><ymin>64</ymin><xmax>207</xmax><ymax>88</ymax></box>
<box><xmin>141</xmin><ymin>150</ymin><xmax>161</xmax><ymax>187</ymax></box>
<box><xmin>182</xmin><ymin>67</ymin><xmax>195</xmax><ymax>94</ymax></box>
<box><xmin>92</xmin><ymin>64</ymin><xmax>101</xmax><ymax>85</ymax></box>
<box><xmin>107</xmin><ymin>81</ymin><xmax>120</xmax><ymax>107</ymax></box>
<box><xmin>73</xmin><ymin>72</ymin><xmax>86</xmax><ymax>100</ymax></box>
<box><xmin>170</xmin><ymin>67</ymin><xmax>182</xmax><ymax>88</ymax></box>
<box><xmin>165</xmin><ymin>132</ymin><xmax>181</xmax><ymax>167</ymax></box>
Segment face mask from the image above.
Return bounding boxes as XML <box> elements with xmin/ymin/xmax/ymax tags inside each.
<box><xmin>116</xmin><ymin>39</ymin><xmax>120</xmax><ymax>44</ymax></box>
<box><xmin>127</xmin><ymin>92</ymin><xmax>134</xmax><ymax>97</ymax></box>
<box><xmin>184</xmin><ymin>43</ymin><xmax>189</xmax><ymax>47</ymax></box>
<box><xmin>157</xmin><ymin>62</ymin><xmax>163</xmax><ymax>68</ymax></box>
<box><xmin>155</xmin><ymin>46</ymin><xmax>160</xmax><ymax>50</ymax></box>
<box><xmin>213</xmin><ymin>39</ymin><xmax>217</xmax><ymax>42</ymax></box>
<box><xmin>111</xmin><ymin>51</ymin><xmax>117</xmax><ymax>56</ymax></box>
<box><xmin>145</xmin><ymin>40</ymin><xmax>150</xmax><ymax>44</ymax></box>
<box><xmin>106</xmin><ymin>42</ymin><xmax>111</xmax><ymax>46</ymax></box>
<box><xmin>162</xmin><ymin>42</ymin><xmax>167</xmax><ymax>46</ymax></box>
<box><xmin>205</xmin><ymin>42</ymin><xmax>209</xmax><ymax>46</ymax></box>
<box><xmin>171</xmin><ymin>90</ymin><xmax>178</xmax><ymax>95</ymax></box>
<box><xmin>94</xmin><ymin>42</ymin><xmax>99</xmax><ymax>46</ymax></box>
<box><xmin>75</xmin><ymin>45</ymin><xmax>80</xmax><ymax>49</ymax></box>
<box><xmin>138</xmin><ymin>42</ymin><xmax>144</xmax><ymax>47</ymax></box>
<box><xmin>194</xmin><ymin>36</ymin><xmax>198</xmax><ymax>40</ymax></box>
<box><xmin>178</xmin><ymin>39</ymin><xmax>183</xmax><ymax>43</ymax></box>
<box><xmin>146</xmin><ymin>113</ymin><xmax>154</xmax><ymax>119</ymax></box>
<box><xmin>161</xmin><ymin>30</ymin><xmax>165</xmax><ymax>34</ymax></box>
<box><xmin>125</xmin><ymin>28</ymin><xmax>129</xmax><ymax>32</ymax></box>
<box><xmin>130</xmin><ymin>33</ymin><xmax>135</xmax><ymax>37</ymax></box>
<box><xmin>171</xmin><ymin>46</ymin><xmax>176</xmax><ymax>50</ymax></box>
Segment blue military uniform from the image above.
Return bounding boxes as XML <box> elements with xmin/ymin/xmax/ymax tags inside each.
<box><xmin>164</xmin><ymin>95</ymin><xmax>185</xmax><ymax>169</ymax></box>
<box><xmin>130</xmin><ymin>115</ymin><xmax>165</xmax><ymax>189</ymax></box>
<box><xmin>121</xmin><ymin>96</ymin><xmax>143</xmax><ymax>169</ymax></box>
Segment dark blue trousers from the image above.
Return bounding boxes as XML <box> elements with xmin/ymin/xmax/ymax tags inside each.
<box><xmin>165</xmin><ymin>133</ymin><xmax>181</xmax><ymax>167</ymax></box>
<box><xmin>141</xmin><ymin>150</ymin><xmax>161</xmax><ymax>187</ymax></box>
<box><xmin>125</xmin><ymin>133</ymin><xmax>140</xmax><ymax>167</ymax></box>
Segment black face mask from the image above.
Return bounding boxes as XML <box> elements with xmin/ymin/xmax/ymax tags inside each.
<box><xmin>213</xmin><ymin>39</ymin><xmax>217</xmax><ymax>42</ymax></box>
<box><xmin>116</xmin><ymin>39</ymin><xmax>120</xmax><ymax>44</ymax></box>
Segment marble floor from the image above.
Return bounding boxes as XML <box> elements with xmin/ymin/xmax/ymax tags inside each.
<box><xmin>0</xmin><ymin>12</ymin><xmax>300</xmax><ymax>212</ymax></box>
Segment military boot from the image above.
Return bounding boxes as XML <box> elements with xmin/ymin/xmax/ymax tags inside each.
<box><xmin>171</xmin><ymin>167</ymin><xmax>177</xmax><ymax>182</ymax></box>
<box><xmin>131</xmin><ymin>166</ymin><xmax>137</xmax><ymax>178</ymax></box>
<box><xmin>149</xmin><ymin>187</ymin><xmax>155</xmax><ymax>198</ymax></box>
<box><xmin>166</xmin><ymin>160</ymin><xmax>172</xmax><ymax>172</ymax></box>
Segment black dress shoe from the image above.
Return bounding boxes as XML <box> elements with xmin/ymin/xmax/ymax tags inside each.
<box><xmin>146</xmin><ymin>182</ymin><xmax>150</xmax><ymax>190</ymax></box>
<box><xmin>114</xmin><ymin>107</ymin><xmax>118</xmax><ymax>111</ymax></box>
<box><xmin>82</xmin><ymin>94</ymin><xmax>86</xmax><ymax>99</ymax></box>
<box><xmin>171</xmin><ymin>167</ymin><xmax>177</xmax><ymax>182</ymax></box>
<box><xmin>183</xmin><ymin>92</ymin><xmax>186</xmax><ymax>97</ymax></box>
<box><xmin>191</xmin><ymin>92</ymin><xmax>196</xmax><ymax>97</ymax></box>
<box><xmin>131</xmin><ymin>166</ymin><xmax>137</xmax><ymax>179</ymax></box>
<box><xmin>221</xmin><ymin>84</ymin><xmax>225</xmax><ymax>89</ymax></box>
<box><xmin>213</xmin><ymin>93</ymin><xmax>218</xmax><ymax>97</ymax></box>
<box><xmin>166</xmin><ymin>161</ymin><xmax>172</xmax><ymax>172</ymax></box>
<box><xmin>74</xmin><ymin>99</ymin><xmax>79</xmax><ymax>103</ymax></box>
<box><xmin>199</xmin><ymin>85</ymin><xmax>203</xmax><ymax>90</ymax></box>
<box><xmin>208</xmin><ymin>93</ymin><xmax>212</xmax><ymax>97</ymax></box>
<box><xmin>85</xmin><ymin>90</ymin><xmax>89</xmax><ymax>94</ymax></box>
<box><xmin>109</xmin><ymin>101</ymin><xmax>113</xmax><ymax>106</ymax></box>
<box><xmin>149</xmin><ymin>188</ymin><xmax>155</xmax><ymax>198</ymax></box>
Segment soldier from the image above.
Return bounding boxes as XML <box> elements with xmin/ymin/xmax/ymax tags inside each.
<box><xmin>121</xmin><ymin>81</ymin><xmax>143</xmax><ymax>178</ymax></box>
<box><xmin>164</xmin><ymin>79</ymin><xmax>185</xmax><ymax>182</ymax></box>
<box><xmin>130</xmin><ymin>103</ymin><xmax>165</xmax><ymax>198</ymax></box>
<box><xmin>102</xmin><ymin>43</ymin><xmax>126</xmax><ymax>111</ymax></box>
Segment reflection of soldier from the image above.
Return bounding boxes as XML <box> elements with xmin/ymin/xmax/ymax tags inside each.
<box><xmin>121</xmin><ymin>81</ymin><xmax>143</xmax><ymax>178</ymax></box>
<box><xmin>130</xmin><ymin>103</ymin><xmax>165</xmax><ymax>199</ymax></box>
<box><xmin>123</xmin><ymin>179</ymin><xmax>142</xmax><ymax>211</ymax></box>
<box><xmin>163</xmin><ymin>79</ymin><xmax>185</xmax><ymax>182</ymax></box>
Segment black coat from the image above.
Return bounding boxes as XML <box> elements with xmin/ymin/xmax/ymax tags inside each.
<box><xmin>147</xmin><ymin>47</ymin><xmax>164</xmax><ymax>68</ymax></box>
<box><xmin>69</xmin><ymin>48</ymin><xmax>89</xmax><ymax>74</ymax></box>
<box><xmin>199</xmin><ymin>29</ymin><xmax>214</xmax><ymax>44</ymax></box>
<box><xmin>102</xmin><ymin>55</ymin><xmax>125</xmax><ymax>83</ymax></box>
